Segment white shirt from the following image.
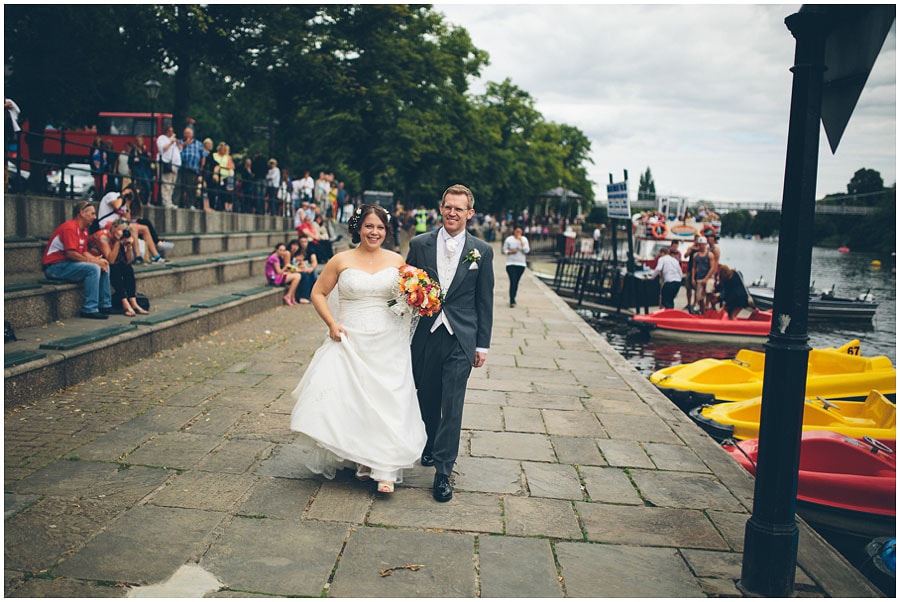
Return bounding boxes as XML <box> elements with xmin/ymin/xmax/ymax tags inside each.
<box><xmin>431</xmin><ymin>228</ymin><xmax>466</xmax><ymax>335</ymax></box>
<box><xmin>299</xmin><ymin>176</ymin><xmax>314</xmax><ymax>196</ymax></box>
<box><xmin>156</xmin><ymin>134</ymin><xmax>182</xmax><ymax>166</ymax></box>
<box><xmin>502</xmin><ymin>235</ymin><xmax>529</xmax><ymax>267</ymax></box>
<box><xmin>649</xmin><ymin>254</ymin><xmax>683</xmax><ymax>283</ymax></box>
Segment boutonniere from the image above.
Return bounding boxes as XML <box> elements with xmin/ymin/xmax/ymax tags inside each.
<box><xmin>465</xmin><ymin>249</ymin><xmax>481</xmax><ymax>263</ymax></box>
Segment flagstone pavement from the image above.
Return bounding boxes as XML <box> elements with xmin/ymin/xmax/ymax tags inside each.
<box><xmin>4</xmin><ymin>247</ymin><xmax>881</xmax><ymax>598</ymax></box>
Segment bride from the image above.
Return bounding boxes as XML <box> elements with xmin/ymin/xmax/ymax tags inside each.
<box><xmin>289</xmin><ymin>204</ymin><xmax>426</xmax><ymax>493</ymax></box>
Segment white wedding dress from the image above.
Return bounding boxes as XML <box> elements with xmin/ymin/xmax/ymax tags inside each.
<box><xmin>289</xmin><ymin>267</ymin><xmax>426</xmax><ymax>483</ymax></box>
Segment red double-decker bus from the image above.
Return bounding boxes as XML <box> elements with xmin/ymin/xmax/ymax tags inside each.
<box><xmin>11</xmin><ymin>111</ymin><xmax>173</xmax><ymax>170</ymax></box>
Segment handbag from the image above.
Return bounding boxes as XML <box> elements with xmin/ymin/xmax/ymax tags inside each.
<box><xmin>161</xmin><ymin>161</ymin><xmax>173</xmax><ymax>174</ymax></box>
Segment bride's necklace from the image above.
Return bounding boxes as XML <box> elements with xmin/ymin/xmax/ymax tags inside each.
<box><xmin>359</xmin><ymin>249</ymin><xmax>378</xmax><ymax>265</ymax></box>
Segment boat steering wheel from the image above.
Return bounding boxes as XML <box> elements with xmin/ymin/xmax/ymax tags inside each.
<box><xmin>863</xmin><ymin>436</ymin><xmax>894</xmax><ymax>455</ymax></box>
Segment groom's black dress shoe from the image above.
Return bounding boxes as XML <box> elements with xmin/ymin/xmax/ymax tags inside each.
<box><xmin>420</xmin><ymin>453</ymin><xmax>435</xmax><ymax>467</ymax></box>
<box><xmin>433</xmin><ymin>474</ymin><xmax>453</xmax><ymax>503</ymax></box>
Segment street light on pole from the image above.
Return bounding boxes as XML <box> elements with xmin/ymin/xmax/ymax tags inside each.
<box><xmin>144</xmin><ymin>79</ymin><xmax>161</xmax><ymax>205</ymax></box>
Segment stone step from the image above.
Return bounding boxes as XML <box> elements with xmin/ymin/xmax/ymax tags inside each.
<box><xmin>4</xmin><ymin>276</ymin><xmax>293</xmax><ymax>408</ymax></box>
<box><xmin>4</xmin><ymin>251</ymin><xmax>272</xmax><ymax>330</ymax></box>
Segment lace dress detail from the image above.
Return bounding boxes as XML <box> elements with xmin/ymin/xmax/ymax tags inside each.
<box><xmin>289</xmin><ymin>268</ymin><xmax>425</xmax><ymax>483</ymax></box>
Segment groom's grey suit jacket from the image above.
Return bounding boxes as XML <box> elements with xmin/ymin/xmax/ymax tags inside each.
<box><xmin>407</xmin><ymin>229</ymin><xmax>494</xmax><ymax>363</ymax></box>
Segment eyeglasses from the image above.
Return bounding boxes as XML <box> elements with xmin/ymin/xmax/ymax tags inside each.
<box><xmin>441</xmin><ymin>206</ymin><xmax>470</xmax><ymax>215</ymax></box>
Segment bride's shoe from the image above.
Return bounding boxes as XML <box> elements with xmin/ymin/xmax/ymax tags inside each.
<box><xmin>355</xmin><ymin>464</ymin><xmax>371</xmax><ymax>481</ymax></box>
<box><xmin>377</xmin><ymin>481</ymin><xmax>395</xmax><ymax>494</ymax></box>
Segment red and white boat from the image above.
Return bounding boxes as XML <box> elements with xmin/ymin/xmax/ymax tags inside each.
<box><xmin>630</xmin><ymin>307</ymin><xmax>771</xmax><ymax>343</ymax></box>
<box><xmin>723</xmin><ymin>431</ymin><xmax>896</xmax><ymax>538</ymax></box>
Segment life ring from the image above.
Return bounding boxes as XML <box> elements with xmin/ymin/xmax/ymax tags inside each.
<box><xmin>702</xmin><ymin>225</ymin><xmax>717</xmax><ymax>238</ymax></box>
<box><xmin>651</xmin><ymin>223</ymin><xmax>668</xmax><ymax>239</ymax></box>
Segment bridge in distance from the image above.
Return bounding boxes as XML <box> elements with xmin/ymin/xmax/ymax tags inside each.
<box><xmin>621</xmin><ymin>199</ymin><xmax>878</xmax><ymax>216</ymax></box>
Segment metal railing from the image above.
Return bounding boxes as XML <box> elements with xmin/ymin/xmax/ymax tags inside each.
<box><xmin>5</xmin><ymin>129</ymin><xmax>296</xmax><ymax>216</ymax></box>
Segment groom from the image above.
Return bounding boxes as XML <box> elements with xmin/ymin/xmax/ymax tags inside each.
<box><xmin>408</xmin><ymin>184</ymin><xmax>494</xmax><ymax>502</ymax></box>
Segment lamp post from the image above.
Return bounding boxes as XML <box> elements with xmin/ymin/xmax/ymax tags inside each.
<box><xmin>144</xmin><ymin>79</ymin><xmax>161</xmax><ymax>205</ymax></box>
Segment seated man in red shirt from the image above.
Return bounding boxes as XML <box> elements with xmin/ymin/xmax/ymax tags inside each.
<box><xmin>42</xmin><ymin>200</ymin><xmax>113</xmax><ymax>319</ymax></box>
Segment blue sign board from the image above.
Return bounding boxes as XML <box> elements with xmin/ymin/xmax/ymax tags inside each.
<box><xmin>606</xmin><ymin>181</ymin><xmax>630</xmax><ymax>219</ymax></box>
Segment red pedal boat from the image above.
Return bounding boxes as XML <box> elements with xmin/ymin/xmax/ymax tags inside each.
<box><xmin>724</xmin><ymin>431</ymin><xmax>896</xmax><ymax>538</ymax></box>
<box><xmin>630</xmin><ymin>308</ymin><xmax>772</xmax><ymax>344</ymax></box>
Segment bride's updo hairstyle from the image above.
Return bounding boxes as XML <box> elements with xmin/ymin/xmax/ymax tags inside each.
<box><xmin>348</xmin><ymin>204</ymin><xmax>393</xmax><ymax>245</ymax></box>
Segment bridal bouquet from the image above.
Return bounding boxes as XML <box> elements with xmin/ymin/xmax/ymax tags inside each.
<box><xmin>389</xmin><ymin>264</ymin><xmax>443</xmax><ymax>317</ymax></box>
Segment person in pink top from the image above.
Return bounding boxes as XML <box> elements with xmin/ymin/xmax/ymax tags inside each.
<box><xmin>266</xmin><ymin>243</ymin><xmax>302</xmax><ymax>306</ymax></box>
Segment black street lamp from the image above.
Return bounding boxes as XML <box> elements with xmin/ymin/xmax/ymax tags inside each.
<box><xmin>144</xmin><ymin>79</ymin><xmax>161</xmax><ymax>205</ymax></box>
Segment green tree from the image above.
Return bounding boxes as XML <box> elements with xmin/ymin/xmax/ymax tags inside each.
<box><xmin>638</xmin><ymin>167</ymin><xmax>656</xmax><ymax>201</ymax></box>
<box><xmin>847</xmin><ymin>167</ymin><xmax>884</xmax><ymax>197</ymax></box>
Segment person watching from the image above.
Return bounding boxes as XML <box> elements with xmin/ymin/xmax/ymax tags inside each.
<box><xmin>88</xmin><ymin>218</ymin><xmax>149</xmax><ymax>317</ymax></box>
<box><xmin>42</xmin><ymin>201</ymin><xmax>114</xmax><ymax>319</ymax></box>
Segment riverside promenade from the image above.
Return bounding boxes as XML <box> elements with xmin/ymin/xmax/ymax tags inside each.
<box><xmin>4</xmin><ymin>246</ymin><xmax>882</xmax><ymax>598</ymax></box>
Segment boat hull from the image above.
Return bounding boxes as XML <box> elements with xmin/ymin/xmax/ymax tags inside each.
<box><xmin>724</xmin><ymin>431</ymin><xmax>896</xmax><ymax>538</ymax></box>
<box><xmin>650</xmin><ymin>339</ymin><xmax>896</xmax><ymax>412</ymax></box>
<box><xmin>748</xmin><ymin>286</ymin><xmax>878</xmax><ymax>321</ymax></box>
<box><xmin>690</xmin><ymin>389</ymin><xmax>897</xmax><ymax>442</ymax></box>
<box><xmin>631</xmin><ymin>308</ymin><xmax>770</xmax><ymax>344</ymax></box>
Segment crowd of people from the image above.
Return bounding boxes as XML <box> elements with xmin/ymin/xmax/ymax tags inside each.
<box><xmin>87</xmin><ymin>126</ymin><xmax>356</xmax><ymax>220</ymax></box>
<box><xmin>646</xmin><ymin>233</ymin><xmax>754</xmax><ymax>318</ymax></box>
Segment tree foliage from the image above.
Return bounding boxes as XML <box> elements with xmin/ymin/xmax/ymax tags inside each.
<box><xmin>5</xmin><ymin>4</ymin><xmax>596</xmax><ymax>214</ymax></box>
<box><xmin>638</xmin><ymin>167</ymin><xmax>656</xmax><ymax>200</ymax></box>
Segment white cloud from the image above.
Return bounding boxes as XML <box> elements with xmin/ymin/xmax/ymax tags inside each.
<box><xmin>436</xmin><ymin>3</ymin><xmax>896</xmax><ymax>204</ymax></box>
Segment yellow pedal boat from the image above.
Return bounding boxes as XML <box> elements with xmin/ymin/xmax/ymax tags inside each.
<box><xmin>690</xmin><ymin>390</ymin><xmax>896</xmax><ymax>442</ymax></box>
<box><xmin>649</xmin><ymin>339</ymin><xmax>896</xmax><ymax>412</ymax></box>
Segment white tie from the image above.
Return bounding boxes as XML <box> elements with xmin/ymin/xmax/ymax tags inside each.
<box><xmin>445</xmin><ymin>237</ymin><xmax>458</xmax><ymax>259</ymax></box>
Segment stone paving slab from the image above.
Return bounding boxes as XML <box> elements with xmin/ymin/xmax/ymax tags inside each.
<box><xmin>503</xmin><ymin>496</ymin><xmax>583</xmax><ymax>540</ymax></box>
<box><xmin>4</xmin><ymin>496</ymin><xmax>122</xmax><ymax>573</ymax></box>
<box><xmin>629</xmin><ymin>470</ymin><xmax>745</xmax><ymax>512</ymax></box>
<box><xmin>306</xmin><ymin>479</ymin><xmax>373</xmax><ymax>523</ymax></box>
<box><xmin>367</xmin><ymin>489</ymin><xmax>504</xmax><ymax>533</ymax></box>
<box><xmin>202</xmin><ymin>518</ymin><xmax>349</xmax><ymax>597</ymax></box>
<box><xmin>14</xmin><ymin>460</ymin><xmax>171</xmax><ymax>506</ymax></box>
<box><xmin>328</xmin><ymin>527</ymin><xmax>476</xmax><ymax>598</ymax></box>
<box><xmin>236</xmin><ymin>476</ymin><xmax>318</xmax><ymax>520</ymax></box>
<box><xmin>577</xmin><ymin>503</ymin><xmax>731</xmax><ymax>549</ymax></box>
<box><xmin>556</xmin><ymin>542</ymin><xmax>706</xmax><ymax>597</ymax></box>
<box><xmin>453</xmin><ymin>456</ymin><xmax>523</xmax><ymax>494</ymax></box>
<box><xmin>642</xmin><ymin>441</ymin><xmax>710</xmax><ymax>472</ymax></box>
<box><xmin>478</xmin><ymin>535</ymin><xmax>564</xmax><ymax>598</ymax></box>
<box><xmin>196</xmin><ymin>438</ymin><xmax>274</xmax><ymax>474</ymax></box>
<box><xmin>469</xmin><ymin>431</ymin><xmax>555</xmax><ymax>462</ymax></box>
<box><xmin>578</xmin><ymin>466</ymin><xmax>643</xmax><ymax>505</ymax></box>
<box><xmin>522</xmin><ymin>460</ymin><xmax>584</xmax><ymax>500</ymax></box>
<box><xmin>542</xmin><ymin>408</ymin><xmax>606</xmax><ymax>437</ymax></box>
<box><xmin>124</xmin><ymin>431</ymin><xmax>222</xmax><ymax>470</ymax></box>
<box><xmin>55</xmin><ymin>505</ymin><xmax>226</xmax><ymax>584</ymax></box>
<box><xmin>596</xmin><ymin>438</ymin><xmax>655</xmax><ymax>468</ymax></box>
<box><xmin>502</xmin><ymin>405</ymin><xmax>545</xmax><ymax>432</ymax></box>
<box><xmin>147</xmin><ymin>470</ymin><xmax>257</xmax><ymax>512</ymax></box>
<box><xmin>550</xmin><ymin>435</ymin><xmax>607</xmax><ymax>466</ymax></box>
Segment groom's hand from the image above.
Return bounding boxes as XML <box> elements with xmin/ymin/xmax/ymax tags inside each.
<box><xmin>473</xmin><ymin>351</ymin><xmax>486</xmax><ymax>368</ymax></box>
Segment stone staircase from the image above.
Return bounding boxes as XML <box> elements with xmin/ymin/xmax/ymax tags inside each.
<box><xmin>4</xmin><ymin>193</ymin><xmax>345</xmax><ymax>407</ymax></box>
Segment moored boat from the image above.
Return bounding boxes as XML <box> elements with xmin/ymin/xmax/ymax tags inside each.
<box><xmin>690</xmin><ymin>389</ymin><xmax>896</xmax><ymax>441</ymax></box>
<box><xmin>748</xmin><ymin>285</ymin><xmax>878</xmax><ymax>321</ymax></box>
<box><xmin>649</xmin><ymin>339</ymin><xmax>896</xmax><ymax>412</ymax></box>
<box><xmin>630</xmin><ymin>307</ymin><xmax>771</xmax><ymax>344</ymax></box>
<box><xmin>723</xmin><ymin>431</ymin><xmax>896</xmax><ymax>538</ymax></box>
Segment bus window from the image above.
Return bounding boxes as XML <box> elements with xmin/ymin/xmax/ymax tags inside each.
<box><xmin>133</xmin><ymin>118</ymin><xmax>154</xmax><ymax>137</ymax></box>
<box><xmin>103</xmin><ymin>116</ymin><xmax>135</xmax><ymax>136</ymax></box>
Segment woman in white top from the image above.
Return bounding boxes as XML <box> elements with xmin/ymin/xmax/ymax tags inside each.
<box><xmin>502</xmin><ymin>225</ymin><xmax>530</xmax><ymax>307</ymax></box>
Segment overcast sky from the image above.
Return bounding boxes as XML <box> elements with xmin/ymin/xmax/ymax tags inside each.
<box><xmin>434</xmin><ymin>3</ymin><xmax>897</xmax><ymax>205</ymax></box>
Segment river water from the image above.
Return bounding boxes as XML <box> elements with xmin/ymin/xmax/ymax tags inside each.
<box><xmin>575</xmin><ymin>236</ymin><xmax>895</xmax><ymax>594</ymax></box>
<box><xmin>583</xmin><ymin>236</ymin><xmax>896</xmax><ymax>375</ymax></box>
